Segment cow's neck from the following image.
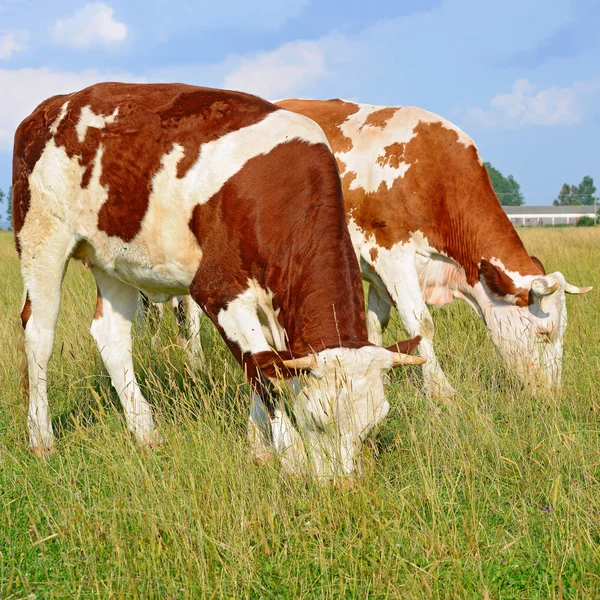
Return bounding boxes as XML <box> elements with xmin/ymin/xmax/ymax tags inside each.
<box><xmin>416</xmin><ymin>178</ymin><xmax>541</xmax><ymax>321</ymax></box>
<box><xmin>272</xmin><ymin>226</ymin><xmax>369</xmax><ymax>356</ymax></box>
<box><xmin>430</xmin><ymin>173</ymin><xmax>537</xmax><ymax>283</ymax></box>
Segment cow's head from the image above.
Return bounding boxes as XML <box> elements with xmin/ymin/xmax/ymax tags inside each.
<box><xmin>254</xmin><ymin>338</ymin><xmax>424</xmax><ymax>479</ymax></box>
<box><xmin>478</xmin><ymin>258</ymin><xmax>591</xmax><ymax>393</ymax></box>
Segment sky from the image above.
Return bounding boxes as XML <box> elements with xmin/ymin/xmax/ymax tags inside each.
<box><xmin>0</xmin><ymin>0</ymin><xmax>599</xmax><ymax>220</ymax></box>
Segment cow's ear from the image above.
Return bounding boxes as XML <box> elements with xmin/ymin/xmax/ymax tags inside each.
<box><xmin>479</xmin><ymin>259</ymin><xmax>529</xmax><ymax>307</ymax></box>
<box><xmin>252</xmin><ymin>350</ymin><xmax>315</xmax><ymax>379</ymax></box>
<box><xmin>386</xmin><ymin>335</ymin><xmax>421</xmax><ymax>355</ymax></box>
<box><xmin>530</xmin><ymin>255</ymin><xmax>546</xmax><ymax>275</ymax></box>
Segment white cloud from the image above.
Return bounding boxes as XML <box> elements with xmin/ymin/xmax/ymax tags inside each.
<box><xmin>147</xmin><ymin>34</ymin><xmax>357</xmax><ymax>101</ymax></box>
<box><xmin>464</xmin><ymin>78</ymin><xmax>600</xmax><ymax>129</ymax></box>
<box><xmin>0</xmin><ymin>67</ymin><xmax>142</xmax><ymax>150</ymax></box>
<box><xmin>0</xmin><ymin>31</ymin><xmax>28</xmax><ymax>59</ymax></box>
<box><xmin>223</xmin><ymin>40</ymin><xmax>327</xmax><ymax>100</ymax></box>
<box><xmin>51</xmin><ymin>3</ymin><xmax>127</xmax><ymax>49</ymax></box>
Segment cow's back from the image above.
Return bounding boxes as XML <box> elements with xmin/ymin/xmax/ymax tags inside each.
<box><xmin>14</xmin><ymin>83</ymin><xmax>329</xmax><ymax>295</ymax></box>
<box><xmin>15</xmin><ymin>82</ymin><xmax>277</xmax><ymax>238</ymax></box>
<box><xmin>277</xmin><ymin>99</ymin><xmax>535</xmax><ymax>285</ymax></box>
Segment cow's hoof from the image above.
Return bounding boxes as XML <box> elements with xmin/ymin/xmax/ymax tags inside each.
<box><xmin>29</xmin><ymin>445</ymin><xmax>52</xmax><ymax>459</ymax></box>
<box><xmin>138</xmin><ymin>430</ymin><xmax>163</xmax><ymax>449</ymax></box>
<box><xmin>424</xmin><ymin>380</ymin><xmax>458</xmax><ymax>403</ymax></box>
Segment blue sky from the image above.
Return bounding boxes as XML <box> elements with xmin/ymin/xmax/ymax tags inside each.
<box><xmin>1</xmin><ymin>0</ymin><xmax>599</xmax><ymax>218</ymax></box>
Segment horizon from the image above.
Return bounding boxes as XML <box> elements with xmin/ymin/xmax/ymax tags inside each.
<box><xmin>1</xmin><ymin>0</ymin><xmax>599</xmax><ymax>215</ymax></box>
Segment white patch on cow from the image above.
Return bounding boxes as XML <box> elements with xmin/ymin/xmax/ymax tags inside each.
<box><xmin>337</xmin><ymin>103</ymin><xmax>483</xmax><ymax>195</ymax></box>
<box><xmin>76</xmin><ymin>105</ymin><xmax>119</xmax><ymax>143</ymax></box>
<box><xmin>181</xmin><ymin>296</ymin><xmax>205</xmax><ymax>366</ymax></box>
<box><xmin>50</xmin><ymin>101</ymin><xmax>70</xmax><ymax>134</ymax></box>
<box><xmin>364</xmin><ymin>231</ymin><xmax>457</xmax><ymax>397</ymax></box>
<box><xmin>133</xmin><ymin>143</ymin><xmax>201</xmax><ymax>292</ymax></box>
<box><xmin>217</xmin><ymin>279</ymin><xmax>284</xmax><ymax>354</ymax></box>
<box><xmin>177</xmin><ymin>109</ymin><xmax>329</xmax><ymax>206</ymax></box>
<box><xmin>347</xmin><ymin>219</ymin><xmax>461</xmax><ymax>397</ymax></box>
<box><xmin>486</xmin><ymin>256</ymin><xmax>538</xmax><ymax>291</ymax></box>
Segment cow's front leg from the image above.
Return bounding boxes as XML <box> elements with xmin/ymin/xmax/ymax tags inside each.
<box><xmin>368</xmin><ymin>248</ymin><xmax>457</xmax><ymax>400</ymax></box>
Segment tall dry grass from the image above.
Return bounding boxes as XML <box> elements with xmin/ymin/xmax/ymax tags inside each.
<box><xmin>0</xmin><ymin>228</ymin><xmax>599</xmax><ymax>599</ymax></box>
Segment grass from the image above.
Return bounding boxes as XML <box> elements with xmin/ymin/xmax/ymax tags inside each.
<box><xmin>0</xmin><ymin>227</ymin><xmax>599</xmax><ymax>599</ymax></box>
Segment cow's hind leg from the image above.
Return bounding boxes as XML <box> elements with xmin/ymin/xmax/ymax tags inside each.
<box><xmin>20</xmin><ymin>229</ymin><xmax>76</xmax><ymax>455</ymax></box>
<box><xmin>90</xmin><ymin>268</ymin><xmax>161</xmax><ymax>446</ymax></box>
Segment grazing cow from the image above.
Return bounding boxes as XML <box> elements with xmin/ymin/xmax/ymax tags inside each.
<box><xmin>273</xmin><ymin>99</ymin><xmax>592</xmax><ymax>397</ymax></box>
<box><xmin>13</xmin><ymin>82</ymin><xmax>423</xmax><ymax>479</ymax></box>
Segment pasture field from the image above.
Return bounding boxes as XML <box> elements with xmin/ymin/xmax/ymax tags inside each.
<box><xmin>0</xmin><ymin>227</ymin><xmax>599</xmax><ymax>599</ymax></box>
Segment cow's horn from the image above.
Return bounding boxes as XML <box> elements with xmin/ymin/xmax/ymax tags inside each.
<box><xmin>282</xmin><ymin>355</ymin><xmax>318</xmax><ymax>370</ymax></box>
<box><xmin>390</xmin><ymin>352</ymin><xmax>426</xmax><ymax>367</ymax></box>
<box><xmin>531</xmin><ymin>278</ymin><xmax>559</xmax><ymax>297</ymax></box>
<box><xmin>565</xmin><ymin>283</ymin><xmax>593</xmax><ymax>295</ymax></box>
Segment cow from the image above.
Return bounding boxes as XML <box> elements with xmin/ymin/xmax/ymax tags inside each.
<box><xmin>13</xmin><ymin>82</ymin><xmax>424</xmax><ymax>479</ymax></box>
<box><xmin>273</xmin><ymin>99</ymin><xmax>592</xmax><ymax>398</ymax></box>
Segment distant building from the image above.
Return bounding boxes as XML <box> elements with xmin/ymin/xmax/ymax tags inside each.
<box><xmin>503</xmin><ymin>205</ymin><xmax>597</xmax><ymax>227</ymax></box>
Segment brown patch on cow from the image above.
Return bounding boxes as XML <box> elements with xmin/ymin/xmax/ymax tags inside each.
<box><xmin>17</xmin><ymin>83</ymin><xmax>279</xmax><ymax>243</ymax></box>
<box><xmin>376</xmin><ymin>142</ymin><xmax>406</xmax><ymax>169</ymax></box>
<box><xmin>277</xmin><ymin>98</ymin><xmax>359</xmax><ymax>154</ymax></box>
<box><xmin>342</xmin><ymin>122</ymin><xmax>539</xmax><ymax>286</ymax></box>
<box><xmin>252</xmin><ymin>350</ymin><xmax>313</xmax><ymax>380</ymax></box>
<box><xmin>18</xmin><ymin>293</ymin><xmax>32</xmax><ymax>401</ymax></box>
<box><xmin>188</xmin><ymin>139</ymin><xmax>370</xmax><ymax>359</ymax></box>
<box><xmin>284</xmin><ymin>101</ymin><xmax>543</xmax><ymax>295</ymax></box>
<box><xmin>12</xmin><ymin>94</ymin><xmax>70</xmax><ymax>254</ymax></box>
<box><xmin>187</xmin><ymin>137</ymin><xmax>379</xmax><ymax>411</ymax></box>
<box><xmin>530</xmin><ymin>255</ymin><xmax>546</xmax><ymax>275</ymax></box>
<box><xmin>362</xmin><ymin>107</ymin><xmax>398</xmax><ymax>130</ymax></box>
<box><xmin>480</xmin><ymin>259</ymin><xmax>528</xmax><ymax>307</ymax></box>
<box><xmin>369</xmin><ymin>247</ymin><xmax>379</xmax><ymax>262</ymax></box>
<box><xmin>21</xmin><ymin>293</ymin><xmax>32</xmax><ymax>329</ymax></box>
<box><xmin>93</xmin><ymin>286</ymin><xmax>103</xmax><ymax>320</ymax></box>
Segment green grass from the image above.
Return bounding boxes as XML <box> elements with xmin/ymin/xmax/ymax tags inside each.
<box><xmin>1</xmin><ymin>228</ymin><xmax>599</xmax><ymax>599</ymax></box>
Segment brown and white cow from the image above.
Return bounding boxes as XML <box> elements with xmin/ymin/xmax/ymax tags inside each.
<box><xmin>13</xmin><ymin>82</ymin><xmax>424</xmax><ymax>479</ymax></box>
<box><xmin>273</xmin><ymin>99</ymin><xmax>592</xmax><ymax>398</ymax></box>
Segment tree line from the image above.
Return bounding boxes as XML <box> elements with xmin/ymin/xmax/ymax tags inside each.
<box><xmin>484</xmin><ymin>164</ymin><xmax>597</xmax><ymax>207</ymax></box>
<box><xmin>553</xmin><ymin>176</ymin><xmax>597</xmax><ymax>206</ymax></box>
<box><xmin>484</xmin><ymin>163</ymin><xmax>525</xmax><ymax>206</ymax></box>
<box><xmin>0</xmin><ymin>186</ymin><xmax>12</xmax><ymax>228</ymax></box>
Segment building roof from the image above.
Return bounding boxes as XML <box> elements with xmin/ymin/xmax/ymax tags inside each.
<box><xmin>503</xmin><ymin>205</ymin><xmax>597</xmax><ymax>215</ymax></box>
